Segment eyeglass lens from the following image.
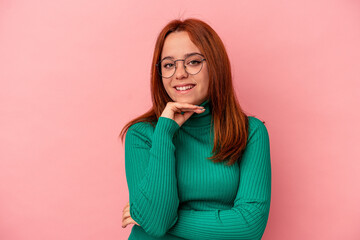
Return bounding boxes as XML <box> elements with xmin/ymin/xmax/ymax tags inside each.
<box><xmin>159</xmin><ymin>54</ymin><xmax>205</xmax><ymax>78</ymax></box>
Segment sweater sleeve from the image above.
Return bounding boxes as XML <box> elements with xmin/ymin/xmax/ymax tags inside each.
<box><xmin>167</xmin><ymin>117</ymin><xmax>271</xmax><ymax>240</ymax></box>
<box><xmin>125</xmin><ymin>116</ymin><xmax>181</xmax><ymax>238</ymax></box>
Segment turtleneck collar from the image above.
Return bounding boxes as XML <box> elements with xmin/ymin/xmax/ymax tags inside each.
<box><xmin>181</xmin><ymin>98</ymin><xmax>212</xmax><ymax>128</ymax></box>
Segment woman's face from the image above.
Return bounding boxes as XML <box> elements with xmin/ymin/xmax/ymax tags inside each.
<box><xmin>160</xmin><ymin>31</ymin><xmax>209</xmax><ymax>105</ymax></box>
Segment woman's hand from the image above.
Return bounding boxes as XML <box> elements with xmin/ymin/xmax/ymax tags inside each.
<box><xmin>122</xmin><ymin>201</ymin><xmax>140</xmax><ymax>228</ymax></box>
<box><xmin>161</xmin><ymin>102</ymin><xmax>205</xmax><ymax>127</ymax></box>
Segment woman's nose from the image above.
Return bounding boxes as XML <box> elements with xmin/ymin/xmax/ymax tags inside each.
<box><xmin>175</xmin><ymin>61</ymin><xmax>188</xmax><ymax>79</ymax></box>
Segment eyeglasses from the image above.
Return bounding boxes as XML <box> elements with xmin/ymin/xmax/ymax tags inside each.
<box><xmin>156</xmin><ymin>53</ymin><xmax>206</xmax><ymax>78</ymax></box>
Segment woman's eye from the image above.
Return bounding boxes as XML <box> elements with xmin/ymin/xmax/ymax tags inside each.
<box><xmin>188</xmin><ymin>60</ymin><xmax>200</xmax><ymax>65</ymax></box>
<box><xmin>164</xmin><ymin>63</ymin><xmax>174</xmax><ymax>68</ymax></box>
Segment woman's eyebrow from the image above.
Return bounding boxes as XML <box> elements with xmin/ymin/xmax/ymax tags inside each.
<box><xmin>161</xmin><ymin>52</ymin><xmax>204</xmax><ymax>61</ymax></box>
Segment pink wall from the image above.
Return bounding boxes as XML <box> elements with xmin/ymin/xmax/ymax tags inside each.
<box><xmin>1</xmin><ymin>0</ymin><xmax>359</xmax><ymax>239</ymax></box>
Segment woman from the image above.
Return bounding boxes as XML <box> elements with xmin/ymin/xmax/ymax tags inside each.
<box><xmin>119</xmin><ymin>18</ymin><xmax>271</xmax><ymax>240</ymax></box>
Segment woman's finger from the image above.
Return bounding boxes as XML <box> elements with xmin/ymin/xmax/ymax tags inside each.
<box><xmin>177</xmin><ymin>108</ymin><xmax>205</xmax><ymax>114</ymax></box>
<box><xmin>122</xmin><ymin>201</ymin><xmax>140</xmax><ymax>228</ymax></box>
<box><xmin>122</xmin><ymin>208</ymin><xmax>130</xmax><ymax>219</ymax></box>
<box><xmin>173</xmin><ymin>106</ymin><xmax>205</xmax><ymax>114</ymax></box>
<box><xmin>122</xmin><ymin>216</ymin><xmax>132</xmax><ymax>228</ymax></box>
<box><xmin>123</xmin><ymin>205</ymin><xmax>130</xmax><ymax>216</ymax></box>
<box><xmin>161</xmin><ymin>101</ymin><xmax>206</xmax><ymax>126</ymax></box>
<box><xmin>168</xmin><ymin>101</ymin><xmax>203</xmax><ymax>110</ymax></box>
<box><xmin>122</xmin><ymin>215</ymin><xmax>140</xmax><ymax>228</ymax></box>
<box><xmin>175</xmin><ymin>106</ymin><xmax>204</xmax><ymax>111</ymax></box>
<box><xmin>173</xmin><ymin>103</ymin><xmax>204</xmax><ymax>110</ymax></box>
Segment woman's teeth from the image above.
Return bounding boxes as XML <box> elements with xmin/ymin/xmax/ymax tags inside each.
<box><xmin>176</xmin><ymin>85</ymin><xmax>194</xmax><ymax>91</ymax></box>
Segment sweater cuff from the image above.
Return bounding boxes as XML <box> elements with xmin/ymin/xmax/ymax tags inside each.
<box><xmin>156</xmin><ymin>117</ymin><xmax>180</xmax><ymax>136</ymax></box>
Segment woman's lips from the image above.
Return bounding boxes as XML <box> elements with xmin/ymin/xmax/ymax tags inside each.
<box><xmin>174</xmin><ymin>85</ymin><xmax>195</xmax><ymax>94</ymax></box>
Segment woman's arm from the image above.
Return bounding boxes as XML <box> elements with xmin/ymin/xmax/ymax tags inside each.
<box><xmin>167</xmin><ymin>117</ymin><xmax>271</xmax><ymax>240</ymax></box>
<box><xmin>125</xmin><ymin>117</ymin><xmax>180</xmax><ymax>238</ymax></box>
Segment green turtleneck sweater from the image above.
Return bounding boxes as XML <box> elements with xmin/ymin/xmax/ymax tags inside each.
<box><xmin>125</xmin><ymin>99</ymin><xmax>271</xmax><ymax>240</ymax></box>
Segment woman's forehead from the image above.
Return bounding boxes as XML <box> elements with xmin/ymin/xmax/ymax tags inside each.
<box><xmin>161</xmin><ymin>31</ymin><xmax>201</xmax><ymax>59</ymax></box>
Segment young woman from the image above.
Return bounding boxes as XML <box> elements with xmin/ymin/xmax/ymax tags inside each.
<box><xmin>120</xmin><ymin>18</ymin><xmax>271</xmax><ymax>240</ymax></box>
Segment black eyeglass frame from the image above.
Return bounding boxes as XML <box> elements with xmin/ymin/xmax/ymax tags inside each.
<box><xmin>155</xmin><ymin>54</ymin><xmax>206</xmax><ymax>79</ymax></box>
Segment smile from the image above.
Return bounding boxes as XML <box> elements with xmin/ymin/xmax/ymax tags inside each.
<box><xmin>174</xmin><ymin>84</ymin><xmax>195</xmax><ymax>94</ymax></box>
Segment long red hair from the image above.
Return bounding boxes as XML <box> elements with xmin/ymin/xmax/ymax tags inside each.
<box><xmin>119</xmin><ymin>18</ymin><xmax>252</xmax><ymax>166</ymax></box>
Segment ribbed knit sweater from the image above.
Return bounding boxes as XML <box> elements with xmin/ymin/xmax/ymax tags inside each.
<box><xmin>125</xmin><ymin>99</ymin><xmax>271</xmax><ymax>240</ymax></box>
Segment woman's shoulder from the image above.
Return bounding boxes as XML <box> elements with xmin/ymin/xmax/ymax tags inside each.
<box><xmin>247</xmin><ymin>116</ymin><xmax>266</xmax><ymax>126</ymax></box>
<box><xmin>247</xmin><ymin>116</ymin><xmax>269</xmax><ymax>139</ymax></box>
<box><xmin>127</xmin><ymin>120</ymin><xmax>156</xmax><ymax>138</ymax></box>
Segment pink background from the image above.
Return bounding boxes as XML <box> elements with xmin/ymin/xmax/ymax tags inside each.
<box><xmin>1</xmin><ymin>0</ymin><xmax>360</xmax><ymax>239</ymax></box>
